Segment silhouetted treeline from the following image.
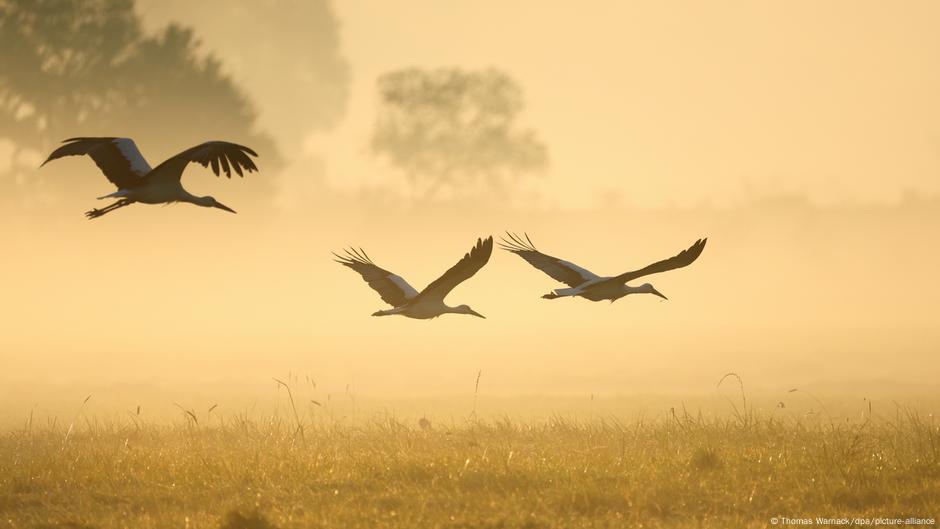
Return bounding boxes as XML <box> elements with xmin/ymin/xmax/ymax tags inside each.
<box><xmin>135</xmin><ymin>0</ymin><xmax>351</xmax><ymax>153</ymax></box>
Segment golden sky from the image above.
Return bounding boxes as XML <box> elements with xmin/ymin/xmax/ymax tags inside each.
<box><xmin>2</xmin><ymin>1</ymin><xmax>939</xmax><ymax>419</ymax></box>
<box><xmin>138</xmin><ymin>0</ymin><xmax>940</xmax><ymax>208</ymax></box>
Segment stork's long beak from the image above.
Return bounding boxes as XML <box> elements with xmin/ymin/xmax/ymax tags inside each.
<box><xmin>468</xmin><ymin>309</ymin><xmax>486</xmax><ymax>319</ymax></box>
<box><xmin>650</xmin><ymin>287</ymin><xmax>668</xmax><ymax>300</ymax></box>
<box><xmin>215</xmin><ymin>202</ymin><xmax>237</xmax><ymax>214</ymax></box>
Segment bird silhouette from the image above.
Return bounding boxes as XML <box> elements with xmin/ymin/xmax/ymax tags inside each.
<box><xmin>500</xmin><ymin>232</ymin><xmax>706</xmax><ymax>302</ymax></box>
<box><xmin>335</xmin><ymin>236</ymin><xmax>493</xmax><ymax>319</ymax></box>
<box><xmin>41</xmin><ymin>137</ymin><xmax>258</xmax><ymax>219</ymax></box>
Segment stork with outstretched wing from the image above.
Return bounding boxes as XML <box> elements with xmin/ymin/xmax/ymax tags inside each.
<box><xmin>335</xmin><ymin>237</ymin><xmax>493</xmax><ymax>319</ymax></box>
<box><xmin>41</xmin><ymin>137</ymin><xmax>259</xmax><ymax>219</ymax></box>
<box><xmin>500</xmin><ymin>232</ymin><xmax>706</xmax><ymax>302</ymax></box>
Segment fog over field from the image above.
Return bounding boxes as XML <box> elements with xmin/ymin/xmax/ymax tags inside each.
<box><xmin>1</xmin><ymin>0</ymin><xmax>939</xmax><ymax>425</ymax></box>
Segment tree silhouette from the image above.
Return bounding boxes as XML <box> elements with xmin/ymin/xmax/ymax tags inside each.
<box><xmin>371</xmin><ymin>67</ymin><xmax>548</xmax><ymax>201</ymax></box>
<box><xmin>135</xmin><ymin>0</ymin><xmax>351</xmax><ymax>153</ymax></box>
<box><xmin>0</xmin><ymin>0</ymin><xmax>277</xmax><ymax>206</ymax></box>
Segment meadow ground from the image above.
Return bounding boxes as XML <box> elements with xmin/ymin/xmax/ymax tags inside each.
<box><xmin>1</xmin><ymin>404</ymin><xmax>938</xmax><ymax>529</ymax></box>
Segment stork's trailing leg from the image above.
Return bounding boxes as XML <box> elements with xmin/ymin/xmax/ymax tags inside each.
<box><xmin>85</xmin><ymin>199</ymin><xmax>133</xmax><ymax>219</ymax></box>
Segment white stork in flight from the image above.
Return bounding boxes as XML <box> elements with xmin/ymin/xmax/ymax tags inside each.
<box><xmin>335</xmin><ymin>236</ymin><xmax>493</xmax><ymax>319</ymax></box>
<box><xmin>41</xmin><ymin>137</ymin><xmax>258</xmax><ymax>219</ymax></box>
<box><xmin>500</xmin><ymin>232</ymin><xmax>706</xmax><ymax>302</ymax></box>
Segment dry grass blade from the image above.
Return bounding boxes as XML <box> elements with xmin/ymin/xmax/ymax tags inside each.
<box><xmin>471</xmin><ymin>370</ymin><xmax>483</xmax><ymax>419</ymax></box>
<box><xmin>273</xmin><ymin>377</ymin><xmax>305</xmax><ymax>443</ymax></box>
<box><xmin>173</xmin><ymin>403</ymin><xmax>198</xmax><ymax>425</ymax></box>
<box><xmin>716</xmin><ymin>372</ymin><xmax>751</xmax><ymax>429</ymax></box>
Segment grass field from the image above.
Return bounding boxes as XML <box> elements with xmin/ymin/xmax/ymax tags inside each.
<box><xmin>1</xmin><ymin>399</ymin><xmax>938</xmax><ymax>529</ymax></box>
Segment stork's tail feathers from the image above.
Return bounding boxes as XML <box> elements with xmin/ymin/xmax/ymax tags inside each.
<box><xmin>542</xmin><ymin>292</ymin><xmax>560</xmax><ymax>300</ymax></box>
<box><xmin>372</xmin><ymin>309</ymin><xmax>394</xmax><ymax>317</ymax></box>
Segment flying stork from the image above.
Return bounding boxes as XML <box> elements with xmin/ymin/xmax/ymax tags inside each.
<box><xmin>41</xmin><ymin>137</ymin><xmax>258</xmax><ymax>219</ymax></box>
<box><xmin>335</xmin><ymin>236</ymin><xmax>493</xmax><ymax>319</ymax></box>
<box><xmin>500</xmin><ymin>232</ymin><xmax>706</xmax><ymax>302</ymax></box>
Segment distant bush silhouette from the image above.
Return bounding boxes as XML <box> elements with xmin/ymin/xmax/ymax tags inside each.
<box><xmin>371</xmin><ymin>67</ymin><xmax>548</xmax><ymax>201</ymax></box>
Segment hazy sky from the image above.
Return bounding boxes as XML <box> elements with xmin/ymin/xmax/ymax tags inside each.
<box><xmin>139</xmin><ymin>0</ymin><xmax>940</xmax><ymax>208</ymax></box>
<box><xmin>2</xmin><ymin>2</ymin><xmax>939</xmax><ymax>420</ymax></box>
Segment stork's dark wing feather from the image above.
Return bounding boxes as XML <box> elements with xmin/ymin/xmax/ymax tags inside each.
<box><xmin>41</xmin><ymin>137</ymin><xmax>152</xmax><ymax>189</ymax></box>
<box><xmin>148</xmin><ymin>141</ymin><xmax>258</xmax><ymax>182</ymax></box>
<box><xmin>413</xmin><ymin>237</ymin><xmax>493</xmax><ymax>303</ymax></box>
<box><xmin>334</xmin><ymin>249</ymin><xmax>419</xmax><ymax>308</ymax></box>
<box><xmin>608</xmin><ymin>238</ymin><xmax>707</xmax><ymax>284</ymax></box>
<box><xmin>499</xmin><ymin>232</ymin><xmax>599</xmax><ymax>287</ymax></box>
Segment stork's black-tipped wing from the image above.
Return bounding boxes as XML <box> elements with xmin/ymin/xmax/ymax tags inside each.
<box><xmin>41</xmin><ymin>137</ymin><xmax>152</xmax><ymax>189</ymax></box>
<box><xmin>608</xmin><ymin>238</ymin><xmax>707</xmax><ymax>284</ymax></box>
<box><xmin>413</xmin><ymin>237</ymin><xmax>494</xmax><ymax>303</ymax></box>
<box><xmin>499</xmin><ymin>232</ymin><xmax>599</xmax><ymax>287</ymax></box>
<box><xmin>149</xmin><ymin>141</ymin><xmax>259</xmax><ymax>182</ymax></box>
<box><xmin>334</xmin><ymin>248</ymin><xmax>419</xmax><ymax>308</ymax></box>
